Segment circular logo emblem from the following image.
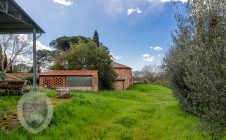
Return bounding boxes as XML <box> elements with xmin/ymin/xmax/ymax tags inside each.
<box><xmin>17</xmin><ymin>91</ymin><xmax>53</xmax><ymax>134</ymax></box>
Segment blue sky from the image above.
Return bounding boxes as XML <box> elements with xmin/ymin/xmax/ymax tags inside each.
<box><xmin>16</xmin><ymin>0</ymin><xmax>187</xmax><ymax>70</ymax></box>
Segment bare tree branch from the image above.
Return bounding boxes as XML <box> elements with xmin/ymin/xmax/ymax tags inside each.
<box><xmin>0</xmin><ymin>34</ymin><xmax>32</xmax><ymax>73</ymax></box>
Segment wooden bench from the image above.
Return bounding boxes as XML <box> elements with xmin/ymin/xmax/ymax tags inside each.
<box><xmin>56</xmin><ymin>87</ymin><xmax>71</xmax><ymax>98</ymax></box>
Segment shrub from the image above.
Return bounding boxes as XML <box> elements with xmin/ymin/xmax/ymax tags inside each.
<box><xmin>0</xmin><ymin>71</ymin><xmax>4</xmax><ymax>84</ymax></box>
<box><xmin>23</xmin><ymin>76</ymin><xmax>39</xmax><ymax>85</ymax></box>
<box><xmin>164</xmin><ymin>0</ymin><xmax>226</xmax><ymax>138</ymax></box>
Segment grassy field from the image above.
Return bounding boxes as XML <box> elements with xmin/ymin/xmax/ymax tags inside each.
<box><xmin>0</xmin><ymin>84</ymin><xmax>217</xmax><ymax>140</ymax></box>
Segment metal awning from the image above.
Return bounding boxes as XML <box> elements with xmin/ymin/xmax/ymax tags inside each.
<box><xmin>0</xmin><ymin>0</ymin><xmax>45</xmax><ymax>90</ymax></box>
<box><xmin>0</xmin><ymin>0</ymin><xmax>44</xmax><ymax>33</ymax></box>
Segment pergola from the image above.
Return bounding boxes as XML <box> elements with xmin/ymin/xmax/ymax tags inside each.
<box><xmin>0</xmin><ymin>0</ymin><xmax>45</xmax><ymax>90</ymax></box>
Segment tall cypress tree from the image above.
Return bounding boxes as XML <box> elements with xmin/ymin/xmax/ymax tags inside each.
<box><xmin>93</xmin><ymin>30</ymin><xmax>100</xmax><ymax>47</ymax></box>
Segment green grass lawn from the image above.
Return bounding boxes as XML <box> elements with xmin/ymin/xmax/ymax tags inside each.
<box><xmin>0</xmin><ymin>84</ymin><xmax>219</xmax><ymax>140</ymax></box>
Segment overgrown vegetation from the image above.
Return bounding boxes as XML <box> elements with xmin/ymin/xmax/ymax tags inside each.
<box><xmin>0</xmin><ymin>84</ymin><xmax>213</xmax><ymax>140</ymax></box>
<box><xmin>164</xmin><ymin>0</ymin><xmax>226</xmax><ymax>138</ymax></box>
<box><xmin>0</xmin><ymin>71</ymin><xmax>4</xmax><ymax>84</ymax></box>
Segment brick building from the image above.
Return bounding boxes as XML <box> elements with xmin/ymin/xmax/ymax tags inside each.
<box><xmin>112</xmin><ymin>62</ymin><xmax>133</xmax><ymax>90</ymax></box>
<box><xmin>39</xmin><ymin>70</ymin><xmax>98</xmax><ymax>91</ymax></box>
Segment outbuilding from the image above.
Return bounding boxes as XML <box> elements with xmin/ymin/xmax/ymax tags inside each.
<box><xmin>39</xmin><ymin>70</ymin><xmax>98</xmax><ymax>91</ymax></box>
<box><xmin>112</xmin><ymin>62</ymin><xmax>133</xmax><ymax>90</ymax></box>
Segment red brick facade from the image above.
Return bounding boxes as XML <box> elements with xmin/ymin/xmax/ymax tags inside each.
<box><xmin>39</xmin><ymin>70</ymin><xmax>98</xmax><ymax>91</ymax></box>
<box><xmin>112</xmin><ymin>62</ymin><xmax>133</xmax><ymax>90</ymax></box>
<box><xmin>39</xmin><ymin>64</ymin><xmax>133</xmax><ymax>91</ymax></box>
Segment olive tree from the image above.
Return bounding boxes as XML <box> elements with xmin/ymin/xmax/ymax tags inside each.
<box><xmin>164</xmin><ymin>0</ymin><xmax>226</xmax><ymax>138</ymax></box>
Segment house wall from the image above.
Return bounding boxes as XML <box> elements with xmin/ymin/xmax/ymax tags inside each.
<box><xmin>39</xmin><ymin>76</ymin><xmax>65</xmax><ymax>88</ymax></box>
<box><xmin>92</xmin><ymin>74</ymin><xmax>99</xmax><ymax>91</ymax></box>
<box><xmin>114</xmin><ymin>81</ymin><xmax>124</xmax><ymax>90</ymax></box>
<box><xmin>39</xmin><ymin>74</ymin><xmax>98</xmax><ymax>91</ymax></box>
<box><xmin>114</xmin><ymin>68</ymin><xmax>133</xmax><ymax>90</ymax></box>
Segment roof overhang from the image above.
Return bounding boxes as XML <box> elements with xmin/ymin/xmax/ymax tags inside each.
<box><xmin>0</xmin><ymin>0</ymin><xmax>45</xmax><ymax>34</ymax></box>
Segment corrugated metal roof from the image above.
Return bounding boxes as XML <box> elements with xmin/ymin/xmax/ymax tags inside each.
<box><xmin>0</xmin><ymin>0</ymin><xmax>44</xmax><ymax>33</ymax></box>
<box><xmin>112</xmin><ymin>62</ymin><xmax>131</xmax><ymax>69</ymax></box>
<box><xmin>39</xmin><ymin>70</ymin><xmax>98</xmax><ymax>76</ymax></box>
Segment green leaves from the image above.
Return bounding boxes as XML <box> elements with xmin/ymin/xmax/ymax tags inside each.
<box><xmin>164</xmin><ymin>0</ymin><xmax>226</xmax><ymax>138</ymax></box>
<box><xmin>0</xmin><ymin>71</ymin><xmax>4</xmax><ymax>84</ymax></box>
<box><xmin>93</xmin><ymin>30</ymin><xmax>100</xmax><ymax>47</ymax></box>
<box><xmin>37</xmin><ymin>49</ymin><xmax>53</xmax><ymax>72</ymax></box>
<box><xmin>51</xmin><ymin>38</ymin><xmax>116</xmax><ymax>89</ymax></box>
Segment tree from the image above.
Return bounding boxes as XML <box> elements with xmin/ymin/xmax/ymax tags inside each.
<box><xmin>50</xmin><ymin>36</ymin><xmax>90</xmax><ymax>51</ymax></box>
<box><xmin>37</xmin><ymin>49</ymin><xmax>53</xmax><ymax>72</ymax></box>
<box><xmin>51</xmin><ymin>39</ymin><xmax>116</xmax><ymax>89</ymax></box>
<box><xmin>0</xmin><ymin>34</ymin><xmax>32</xmax><ymax>74</ymax></box>
<box><xmin>164</xmin><ymin>0</ymin><xmax>226</xmax><ymax>138</ymax></box>
<box><xmin>0</xmin><ymin>71</ymin><xmax>4</xmax><ymax>84</ymax></box>
<box><xmin>7</xmin><ymin>59</ymin><xmax>13</xmax><ymax>73</ymax></box>
<box><xmin>3</xmin><ymin>53</ymin><xmax>7</xmax><ymax>71</ymax></box>
<box><xmin>0</xmin><ymin>45</ymin><xmax>2</xmax><ymax>71</ymax></box>
<box><xmin>13</xmin><ymin>63</ymin><xmax>32</xmax><ymax>73</ymax></box>
<box><xmin>141</xmin><ymin>64</ymin><xmax>159</xmax><ymax>84</ymax></box>
<box><xmin>133</xmin><ymin>64</ymin><xmax>167</xmax><ymax>85</ymax></box>
<box><xmin>93</xmin><ymin>30</ymin><xmax>100</xmax><ymax>47</ymax></box>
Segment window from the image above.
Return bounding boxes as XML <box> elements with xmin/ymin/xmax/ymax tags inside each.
<box><xmin>66</xmin><ymin>76</ymin><xmax>92</xmax><ymax>87</ymax></box>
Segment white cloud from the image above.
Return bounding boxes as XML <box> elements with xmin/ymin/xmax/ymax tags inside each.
<box><xmin>18</xmin><ymin>35</ymin><xmax>52</xmax><ymax>51</ymax></box>
<box><xmin>143</xmin><ymin>54</ymin><xmax>150</xmax><ymax>57</ymax></box>
<box><xmin>158</xmin><ymin>55</ymin><xmax>161</xmax><ymax>57</ymax></box>
<box><xmin>127</xmin><ymin>7</ymin><xmax>142</xmax><ymax>16</ymax></box>
<box><xmin>111</xmin><ymin>52</ymin><xmax>122</xmax><ymax>61</ymax></box>
<box><xmin>36</xmin><ymin>41</ymin><xmax>52</xmax><ymax>51</ymax></box>
<box><xmin>161</xmin><ymin>0</ymin><xmax>187</xmax><ymax>3</ymax></box>
<box><xmin>142</xmin><ymin>54</ymin><xmax>155</xmax><ymax>62</ymax></box>
<box><xmin>52</xmin><ymin>0</ymin><xmax>73</xmax><ymax>6</ymax></box>
<box><xmin>154</xmin><ymin>46</ymin><xmax>163</xmax><ymax>51</ymax></box>
<box><xmin>149</xmin><ymin>0</ymin><xmax>187</xmax><ymax>3</ymax></box>
<box><xmin>150</xmin><ymin>46</ymin><xmax>163</xmax><ymax>51</ymax></box>
<box><xmin>2</xmin><ymin>35</ymin><xmax>51</xmax><ymax>66</ymax></box>
<box><xmin>97</xmin><ymin>0</ymin><xmax>187</xmax><ymax>17</ymax></box>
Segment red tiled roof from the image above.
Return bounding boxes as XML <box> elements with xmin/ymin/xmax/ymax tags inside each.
<box><xmin>39</xmin><ymin>70</ymin><xmax>98</xmax><ymax>76</ymax></box>
<box><xmin>112</xmin><ymin>62</ymin><xmax>131</xmax><ymax>69</ymax></box>
<box><xmin>5</xmin><ymin>73</ymin><xmax>32</xmax><ymax>81</ymax></box>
